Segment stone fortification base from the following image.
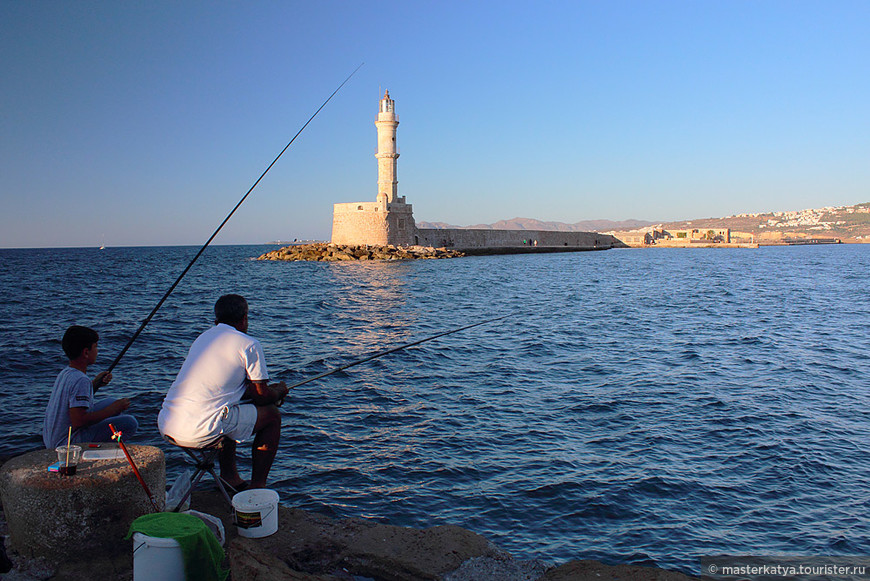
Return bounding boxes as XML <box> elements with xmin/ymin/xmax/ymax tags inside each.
<box><xmin>459</xmin><ymin>245</ymin><xmax>611</xmax><ymax>255</ymax></box>
<box><xmin>0</xmin><ymin>445</ymin><xmax>164</xmax><ymax>568</ymax></box>
<box><xmin>258</xmin><ymin>243</ymin><xmax>464</xmax><ymax>262</ymax></box>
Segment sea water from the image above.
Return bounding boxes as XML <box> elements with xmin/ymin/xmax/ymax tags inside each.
<box><xmin>1</xmin><ymin>244</ymin><xmax>869</xmax><ymax>573</ymax></box>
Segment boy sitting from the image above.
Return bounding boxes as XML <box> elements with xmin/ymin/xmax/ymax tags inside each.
<box><xmin>43</xmin><ymin>325</ymin><xmax>138</xmax><ymax>448</ymax></box>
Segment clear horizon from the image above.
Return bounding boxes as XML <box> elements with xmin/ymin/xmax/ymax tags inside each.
<box><xmin>2</xmin><ymin>1</ymin><xmax>869</xmax><ymax>248</ymax></box>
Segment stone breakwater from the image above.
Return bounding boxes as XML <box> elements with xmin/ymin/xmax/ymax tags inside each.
<box><xmin>258</xmin><ymin>243</ymin><xmax>465</xmax><ymax>262</ymax></box>
<box><xmin>0</xmin><ymin>487</ymin><xmax>701</xmax><ymax>581</ymax></box>
<box><xmin>198</xmin><ymin>492</ymin><xmax>702</xmax><ymax>581</ymax></box>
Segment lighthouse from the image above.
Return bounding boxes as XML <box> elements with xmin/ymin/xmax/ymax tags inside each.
<box><xmin>375</xmin><ymin>90</ymin><xmax>403</xmax><ymax>204</ymax></box>
<box><xmin>331</xmin><ymin>90</ymin><xmax>417</xmax><ymax>246</ymax></box>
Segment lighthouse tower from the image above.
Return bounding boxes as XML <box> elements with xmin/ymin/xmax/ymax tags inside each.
<box><xmin>376</xmin><ymin>90</ymin><xmax>403</xmax><ymax>204</ymax></box>
<box><xmin>331</xmin><ymin>90</ymin><xmax>417</xmax><ymax>246</ymax></box>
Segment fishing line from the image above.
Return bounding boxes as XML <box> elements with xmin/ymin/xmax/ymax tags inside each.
<box><xmin>105</xmin><ymin>63</ymin><xmax>364</xmax><ymax>374</ymax></box>
<box><xmin>284</xmin><ymin>314</ymin><xmax>512</xmax><ymax>391</ymax></box>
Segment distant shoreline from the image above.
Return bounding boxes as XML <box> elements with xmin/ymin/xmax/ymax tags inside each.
<box><xmin>4</xmin><ymin>237</ymin><xmax>870</xmax><ymax>252</ymax></box>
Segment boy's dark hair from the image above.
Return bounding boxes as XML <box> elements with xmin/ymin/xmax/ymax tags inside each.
<box><xmin>62</xmin><ymin>325</ymin><xmax>99</xmax><ymax>360</ymax></box>
<box><xmin>214</xmin><ymin>294</ymin><xmax>248</xmax><ymax>325</ymax></box>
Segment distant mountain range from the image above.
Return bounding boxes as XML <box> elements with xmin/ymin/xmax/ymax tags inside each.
<box><xmin>418</xmin><ymin>202</ymin><xmax>870</xmax><ymax>242</ymax></box>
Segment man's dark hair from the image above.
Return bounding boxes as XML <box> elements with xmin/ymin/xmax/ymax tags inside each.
<box><xmin>62</xmin><ymin>325</ymin><xmax>99</xmax><ymax>360</ymax></box>
<box><xmin>215</xmin><ymin>294</ymin><xmax>248</xmax><ymax>325</ymax></box>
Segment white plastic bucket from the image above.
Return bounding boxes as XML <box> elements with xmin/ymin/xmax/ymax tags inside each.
<box><xmin>132</xmin><ymin>532</ymin><xmax>185</xmax><ymax>581</ymax></box>
<box><xmin>232</xmin><ymin>488</ymin><xmax>279</xmax><ymax>538</ymax></box>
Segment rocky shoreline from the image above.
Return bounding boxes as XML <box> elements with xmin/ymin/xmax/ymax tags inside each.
<box><xmin>1</xmin><ymin>489</ymin><xmax>701</xmax><ymax>581</ymax></box>
<box><xmin>257</xmin><ymin>243</ymin><xmax>465</xmax><ymax>262</ymax></box>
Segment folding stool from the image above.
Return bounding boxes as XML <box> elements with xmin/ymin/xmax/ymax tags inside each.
<box><xmin>164</xmin><ymin>435</ymin><xmax>241</xmax><ymax>510</ymax></box>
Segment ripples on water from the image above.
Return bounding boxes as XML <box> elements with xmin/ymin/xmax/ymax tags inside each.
<box><xmin>2</xmin><ymin>244</ymin><xmax>869</xmax><ymax>573</ymax></box>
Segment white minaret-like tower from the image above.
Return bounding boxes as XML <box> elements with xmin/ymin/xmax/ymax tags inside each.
<box><xmin>375</xmin><ymin>90</ymin><xmax>402</xmax><ymax>204</ymax></box>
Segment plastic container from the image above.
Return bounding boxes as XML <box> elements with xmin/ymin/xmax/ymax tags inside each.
<box><xmin>232</xmin><ymin>489</ymin><xmax>279</xmax><ymax>538</ymax></box>
<box><xmin>165</xmin><ymin>469</ymin><xmax>192</xmax><ymax>512</ymax></box>
<box><xmin>55</xmin><ymin>445</ymin><xmax>82</xmax><ymax>476</ymax></box>
<box><xmin>184</xmin><ymin>509</ymin><xmax>225</xmax><ymax>546</ymax></box>
<box><xmin>82</xmin><ymin>448</ymin><xmax>125</xmax><ymax>460</ymax></box>
<box><xmin>132</xmin><ymin>532</ymin><xmax>184</xmax><ymax>581</ymax></box>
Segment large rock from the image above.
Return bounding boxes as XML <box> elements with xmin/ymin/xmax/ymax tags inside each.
<box><xmin>444</xmin><ymin>555</ymin><xmax>549</xmax><ymax>580</ymax></box>
<box><xmin>542</xmin><ymin>559</ymin><xmax>700</xmax><ymax>581</ymax></box>
<box><xmin>228</xmin><ymin>537</ymin><xmax>339</xmax><ymax>580</ymax></box>
<box><xmin>193</xmin><ymin>492</ymin><xmax>505</xmax><ymax>580</ymax></box>
<box><xmin>0</xmin><ymin>445</ymin><xmax>165</xmax><ymax>565</ymax></box>
<box><xmin>341</xmin><ymin>521</ymin><xmax>507</xmax><ymax>579</ymax></box>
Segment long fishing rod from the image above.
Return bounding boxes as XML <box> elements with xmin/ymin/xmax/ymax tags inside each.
<box><xmin>105</xmin><ymin>64</ymin><xmax>364</xmax><ymax>375</ymax></box>
<box><xmin>284</xmin><ymin>314</ymin><xmax>512</xmax><ymax>391</ymax></box>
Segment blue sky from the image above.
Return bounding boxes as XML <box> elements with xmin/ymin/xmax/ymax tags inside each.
<box><xmin>2</xmin><ymin>1</ymin><xmax>868</xmax><ymax>247</ymax></box>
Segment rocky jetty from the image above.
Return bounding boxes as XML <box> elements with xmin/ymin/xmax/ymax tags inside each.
<box><xmin>198</xmin><ymin>492</ymin><xmax>701</xmax><ymax>581</ymax></box>
<box><xmin>0</xmin><ymin>489</ymin><xmax>701</xmax><ymax>581</ymax></box>
<box><xmin>257</xmin><ymin>243</ymin><xmax>464</xmax><ymax>262</ymax></box>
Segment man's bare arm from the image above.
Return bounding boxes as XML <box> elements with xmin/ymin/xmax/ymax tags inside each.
<box><xmin>244</xmin><ymin>380</ymin><xmax>289</xmax><ymax>406</ymax></box>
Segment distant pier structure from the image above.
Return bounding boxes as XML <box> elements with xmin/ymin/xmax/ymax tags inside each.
<box><xmin>331</xmin><ymin>91</ymin><xmax>621</xmax><ymax>252</ymax></box>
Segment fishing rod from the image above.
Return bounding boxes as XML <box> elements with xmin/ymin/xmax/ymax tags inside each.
<box><xmin>284</xmin><ymin>314</ymin><xmax>512</xmax><ymax>391</ymax></box>
<box><xmin>105</xmin><ymin>64</ymin><xmax>364</xmax><ymax>376</ymax></box>
<box><xmin>110</xmin><ymin>423</ymin><xmax>160</xmax><ymax>512</ymax></box>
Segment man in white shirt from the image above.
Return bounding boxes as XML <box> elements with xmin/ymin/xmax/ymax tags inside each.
<box><xmin>158</xmin><ymin>294</ymin><xmax>289</xmax><ymax>490</ymax></box>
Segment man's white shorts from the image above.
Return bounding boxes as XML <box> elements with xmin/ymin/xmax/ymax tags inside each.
<box><xmin>220</xmin><ymin>403</ymin><xmax>257</xmax><ymax>442</ymax></box>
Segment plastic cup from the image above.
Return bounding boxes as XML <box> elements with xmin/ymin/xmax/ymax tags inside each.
<box><xmin>56</xmin><ymin>445</ymin><xmax>82</xmax><ymax>476</ymax></box>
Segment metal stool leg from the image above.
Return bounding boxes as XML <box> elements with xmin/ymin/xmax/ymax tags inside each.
<box><xmin>165</xmin><ymin>436</ymin><xmax>239</xmax><ymax>511</ymax></box>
